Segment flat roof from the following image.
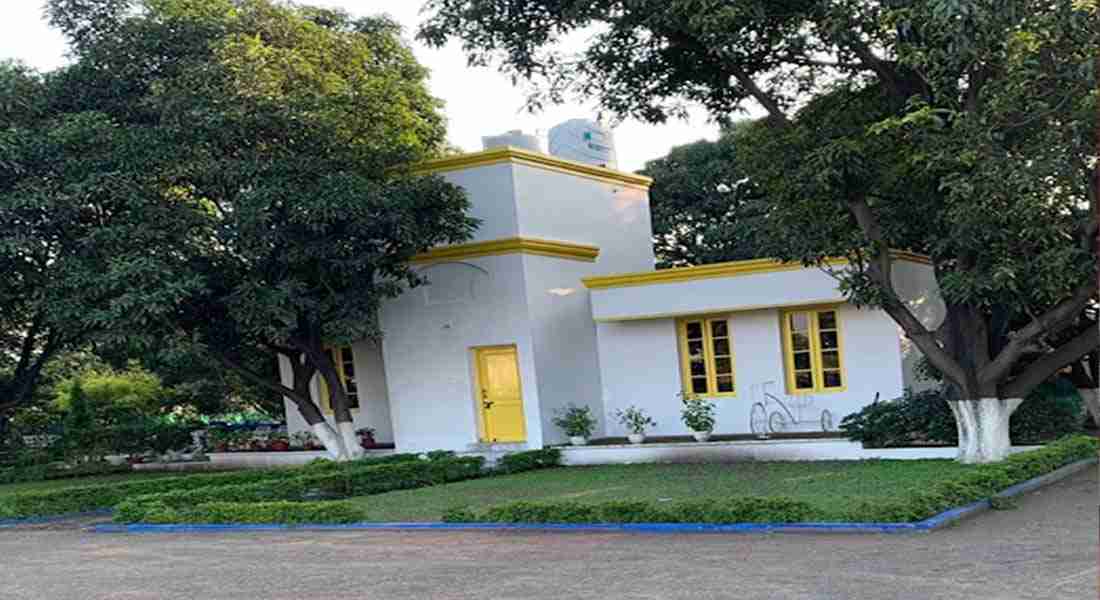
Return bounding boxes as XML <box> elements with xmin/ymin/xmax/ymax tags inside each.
<box><xmin>411</xmin><ymin>146</ymin><xmax>653</xmax><ymax>190</ymax></box>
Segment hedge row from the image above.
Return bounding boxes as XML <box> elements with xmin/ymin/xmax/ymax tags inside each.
<box><xmin>116</xmin><ymin>456</ymin><xmax>486</xmax><ymax>519</ymax></box>
<box><xmin>115</xmin><ymin>448</ymin><xmax>563</xmax><ymax>524</ymax></box>
<box><xmin>0</xmin><ymin>453</ymin><xmax>423</xmax><ymax>519</ymax></box>
<box><xmin>119</xmin><ymin>501</ymin><xmax>369</xmax><ymax>525</ymax></box>
<box><xmin>851</xmin><ymin>434</ymin><xmax>1098</xmax><ymax>522</ymax></box>
<box><xmin>0</xmin><ymin>461</ymin><xmax>132</xmax><ymax>485</ymax></box>
<box><xmin>443</xmin><ymin>497</ymin><xmax>814</xmax><ymax>524</ymax></box>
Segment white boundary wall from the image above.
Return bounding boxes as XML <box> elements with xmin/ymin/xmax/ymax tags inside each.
<box><xmin>560</xmin><ymin>439</ymin><xmax>1041</xmax><ymax>466</ymax></box>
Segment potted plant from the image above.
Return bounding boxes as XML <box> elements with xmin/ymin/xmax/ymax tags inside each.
<box><xmin>207</xmin><ymin>429</ymin><xmax>230</xmax><ymax>452</ymax></box>
<box><xmin>680</xmin><ymin>394</ymin><xmax>716</xmax><ymax>442</ymax></box>
<box><xmin>552</xmin><ymin>404</ymin><xmax>597</xmax><ymax>445</ymax></box>
<box><xmin>289</xmin><ymin>431</ymin><xmax>311</xmax><ymax>451</ymax></box>
<box><xmin>615</xmin><ymin>406</ymin><xmax>656</xmax><ymax>444</ymax></box>
<box><xmin>268</xmin><ymin>432</ymin><xmax>290</xmax><ymax>452</ymax></box>
<box><xmin>356</xmin><ymin>427</ymin><xmax>377</xmax><ymax>449</ymax></box>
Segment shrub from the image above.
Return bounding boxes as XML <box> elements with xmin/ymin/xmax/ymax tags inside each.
<box><xmin>852</xmin><ymin>435</ymin><xmax>1098</xmax><ymax>522</ymax></box>
<box><xmin>840</xmin><ymin>381</ymin><xmax>1084</xmax><ymax>447</ymax></box>
<box><xmin>615</xmin><ymin>406</ymin><xmax>656</xmax><ymax>435</ymax></box>
<box><xmin>446</xmin><ymin>496</ymin><xmax>814</xmax><ymax>524</ymax></box>
<box><xmin>496</xmin><ymin>448</ymin><xmax>561</xmax><ymax>474</ymax></box>
<box><xmin>127</xmin><ymin>500</ymin><xmax>368</xmax><ymax>524</ymax></box>
<box><xmin>112</xmin><ymin>455</ymin><xmax>486</xmax><ymax>523</ymax></box>
<box><xmin>552</xmin><ymin>404</ymin><xmax>597</xmax><ymax>438</ymax></box>
<box><xmin>0</xmin><ymin>452</ymin><xmax>424</xmax><ymax>519</ymax></box>
<box><xmin>680</xmin><ymin>395</ymin><xmax>716</xmax><ymax>433</ymax></box>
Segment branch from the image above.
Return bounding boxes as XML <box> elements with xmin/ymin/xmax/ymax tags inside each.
<box><xmin>845</xmin><ymin>194</ymin><xmax>969</xmax><ymax>386</ymax></box>
<box><xmin>980</xmin><ymin>281</ymin><xmax>1096</xmax><ymax>386</ymax></box>
<box><xmin>845</xmin><ymin>41</ymin><xmax>909</xmax><ymax>103</ymax></box>
<box><xmin>214</xmin><ymin>351</ymin><xmax>310</xmax><ymax>406</ymax></box>
<box><xmin>728</xmin><ymin>65</ymin><xmax>790</xmax><ymax>127</ymax></box>
<box><xmin>1002</xmin><ymin>325</ymin><xmax>1100</xmax><ymax>398</ymax></box>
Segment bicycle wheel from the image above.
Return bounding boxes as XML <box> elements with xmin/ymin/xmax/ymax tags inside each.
<box><xmin>768</xmin><ymin>411</ymin><xmax>788</xmax><ymax>433</ymax></box>
<box><xmin>820</xmin><ymin>409</ymin><xmax>833</xmax><ymax>432</ymax></box>
<box><xmin>750</xmin><ymin>403</ymin><xmax>768</xmax><ymax>436</ymax></box>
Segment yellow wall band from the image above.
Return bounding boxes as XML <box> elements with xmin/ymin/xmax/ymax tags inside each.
<box><xmin>412</xmin><ymin>237</ymin><xmax>600</xmax><ymax>264</ymax></box>
<box><xmin>411</xmin><ymin>146</ymin><xmax>653</xmax><ymax>191</ymax></box>
<box><xmin>582</xmin><ymin>252</ymin><xmax>932</xmax><ymax>290</ymax></box>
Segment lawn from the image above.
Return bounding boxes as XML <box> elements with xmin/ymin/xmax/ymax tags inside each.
<box><xmin>0</xmin><ymin>471</ymin><xmax>183</xmax><ymax>496</ymax></box>
<box><xmin>348</xmin><ymin>460</ymin><xmax>977</xmax><ymax>522</ymax></box>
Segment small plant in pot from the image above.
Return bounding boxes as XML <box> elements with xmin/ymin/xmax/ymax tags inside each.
<box><xmin>552</xmin><ymin>404</ymin><xmax>597</xmax><ymax>446</ymax></box>
<box><xmin>289</xmin><ymin>431</ymin><xmax>311</xmax><ymax>451</ymax></box>
<box><xmin>267</xmin><ymin>432</ymin><xmax>290</xmax><ymax>452</ymax></box>
<box><xmin>680</xmin><ymin>394</ymin><xmax>716</xmax><ymax>442</ymax></box>
<box><xmin>357</xmin><ymin>427</ymin><xmax>377</xmax><ymax>449</ymax></box>
<box><xmin>615</xmin><ymin>406</ymin><xmax>656</xmax><ymax>444</ymax></box>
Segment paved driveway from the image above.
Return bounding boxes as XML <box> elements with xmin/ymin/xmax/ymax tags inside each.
<box><xmin>0</xmin><ymin>468</ymin><xmax>1095</xmax><ymax>600</ymax></box>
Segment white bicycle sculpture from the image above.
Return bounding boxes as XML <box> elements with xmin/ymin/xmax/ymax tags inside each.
<box><xmin>749</xmin><ymin>381</ymin><xmax>833</xmax><ymax>436</ymax></box>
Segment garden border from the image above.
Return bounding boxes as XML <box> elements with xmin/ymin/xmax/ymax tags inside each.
<box><xmin>91</xmin><ymin>457</ymin><xmax>1096</xmax><ymax>535</ymax></box>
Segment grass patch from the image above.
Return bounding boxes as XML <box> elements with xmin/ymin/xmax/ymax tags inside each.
<box><xmin>348</xmin><ymin>460</ymin><xmax>977</xmax><ymax>522</ymax></box>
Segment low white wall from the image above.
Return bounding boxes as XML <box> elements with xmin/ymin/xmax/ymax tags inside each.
<box><xmin>595</xmin><ymin>305</ymin><xmax>906</xmax><ymax>438</ymax></box>
<box><xmin>208</xmin><ymin>450</ymin><xmax>394</xmax><ymax>468</ymax></box>
<box><xmin>560</xmin><ymin>440</ymin><xmax>1042</xmax><ymax>466</ymax></box>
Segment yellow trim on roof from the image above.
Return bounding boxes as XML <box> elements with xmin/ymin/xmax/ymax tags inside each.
<box><xmin>411</xmin><ymin>146</ymin><xmax>653</xmax><ymax>190</ymax></box>
<box><xmin>412</xmin><ymin>237</ymin><xmax>600</xmax><ymax>264</ymax></box>
<box><xmin>582</xmin><ymin>252</ymin><xmax>932</xmax><ymax>290</ymax></box>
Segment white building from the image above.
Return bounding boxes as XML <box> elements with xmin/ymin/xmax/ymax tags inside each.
<box><xmin>282</xmin><ymin>146</ymin><xmax>944</xmax><ymax>452</ymax></box>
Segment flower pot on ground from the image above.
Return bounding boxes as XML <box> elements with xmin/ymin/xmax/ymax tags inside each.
<box><xmin>615</xmin><ymin>406</ymin><xmax>656</xmax><ymax>444</ymax></box>
<box><xmin>268</xmin><ymin>432</ymin><xmax>290</xmax><ymax>452</ymax></box>
<box><xmin>357</xmin><ymin>427</ymin><xmax>377</xmax><ymax>449</ymax></box>
<box><xmin>680</xmin><ymin>395</ymin><xmax>716</xmax><ymax>443</ymax></box>
<box><xmin>553</xmin><ymin>404</ymin><xmax>597</xmax><ymax>445</ymax></box>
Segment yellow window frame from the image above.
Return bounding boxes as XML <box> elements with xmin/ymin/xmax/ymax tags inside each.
<box><xmin>319</xmin><ymin>346</ymin><xmax>359</xmax><ymax>413</ymax></box>
<box><xmin>780</xmin><ymin>306</ymin><xmax>847</xmax><ymax>395</ymax></box>
<box><xmin>677</xmin><ymin>316</ymin><xmax>737</xmax><ymax>397</ymax></box>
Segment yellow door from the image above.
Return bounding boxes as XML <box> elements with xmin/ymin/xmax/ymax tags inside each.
<box><xmin>475</xmin><ymin>346</ymin><xmax>527</xmax><ymax>443</ymax></box>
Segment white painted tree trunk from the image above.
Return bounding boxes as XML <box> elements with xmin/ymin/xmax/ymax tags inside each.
<box><xmin>947</xmin><ymin>398</ymin><xmax>1024</xmax><ymax>464</ymax></box>
<box><xmin>311</xmin><ymin>422</ymin><xmax>348</xmax><ymax>461</ymax></box>
<box><xmin>337</xmin><ymin>421</ymin><xmax>365</xmax><ymax>460</ymax></box>
<box><xmin>1078</xmin><ymin>388</ymin><xmax>1100</xmax><ymax>428</ymax></box>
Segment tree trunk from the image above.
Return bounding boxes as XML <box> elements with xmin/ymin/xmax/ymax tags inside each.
<box><xmin>947</xmin><ymin>398</ymin><xmax>1024</xmax><ymax>463</ymax></box>
<box><xmin>336</xmin><ymin>421</ymin><xmax>363</xmax><ymax>460</ymax></box>
<box><xmin>1078</xmin><ymin>388</ymin><xmax>1100</xmax><ymax>428</ymax></box>
<box><xmin>311</xmin><ymin>421</ymin><xmax>347</xmax><ymax>460</ymax></box>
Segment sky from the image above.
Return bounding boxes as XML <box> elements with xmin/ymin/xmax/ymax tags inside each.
<box><xmin>0</xmin><ymin>0</ymin><xmax>723</xmax><ymax>172</ymax></box>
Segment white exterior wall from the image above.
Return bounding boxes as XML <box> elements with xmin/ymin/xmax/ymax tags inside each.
<box><xmin>436</xmin><ymin>163</ymin><xmax>520</xmax><ymax>242</ymax></box>
<box><xmin>596</xmin><ymin>305</ymin><xmax>906</xmax><ymax>437</ymax></box>
<box><xmin>591</xmin><ymin>267</ymin><xmax>848</xmax><ymax>322</ymax></box>
<box><xmin>511</xmin><ymin>165</ymin><xmax>655</xmax><ymax>273</ymax></box>
<box><xmin>281</xmin><ymin>339</ymin><xmax>395</xmax><ymax>443</ymax></box>
<box><xmin>378</xmin><ymin>254</ymin><xmax>543</xmax><ymax>452</ymax></box>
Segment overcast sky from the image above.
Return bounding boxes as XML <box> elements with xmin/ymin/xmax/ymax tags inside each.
<box><xmin>0</xmin><ymin>0</ymin><xmax>724</xmax><ymax>172</ymax></box>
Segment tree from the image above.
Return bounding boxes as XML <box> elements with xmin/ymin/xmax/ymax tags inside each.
<box><xmin>44</xmin><ymin>0</ymin><xmax>477</xmax><ymax>460</ymax></box>
<box><xmin>0</xmin><ymin>61</ymin><xmax>206</xmax><ymax>417</ymax></box>
<box><xmin>639</xmin><ymin>122</ymin><xmax>768</xmax><ymax>268</ymax></box>
<box><xmin>422</xmin><ymin>0</ymin><xmax>1099</xmax><ymax>462</ymax></box>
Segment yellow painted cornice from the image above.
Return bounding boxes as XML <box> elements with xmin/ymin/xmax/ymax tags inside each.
<box><xmin>582</xmin><ymin>251</ymin><xmax>932</xmax><ymax>290</ymax></box>
<box><xmin>411</xmin><ymin>146</ymin><xmax>653</xmax><ymax>190</ymax></box>
<box><xmin>412</xmin><ymin>237</ymin><xmax>600</xmax><ymax>264</ymax></box>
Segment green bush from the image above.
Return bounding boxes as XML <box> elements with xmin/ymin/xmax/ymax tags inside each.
<box><xmin>495</xmin><ymin>448</ymin><xmax>561</xmax><ymax>474</ymax></box>
<box><xmin>0</xmin><ymin>452</ymin><xmax>424</xmax><ymax>519</ymax></box>
<box><xmin>113</xmin><ymin>456</ymin><xmax>486</xmax><ymax>523</ymax></box>
<box><xmin>0</xmin><ymin>461</ymin><xmax>131</xmax><ymax>485</ymax></box>
<box><xmin>124</xmin><ymin>500</ymin><xmax>368</xmax><ymax>524</ymax></box>
<box><xmin>840</xmin><ymin>381</ymin><xmax>1084</xmax><ymax>447</ymax></box>
<box><xmin>853</xmin><ymin>435</ymin><xmax>1098</xmax><ymax>522</ymax></box>
<box><xmin>446</xmin><ymin>496</ymin><xmax>814</xmax><ymax>524</ymax></box>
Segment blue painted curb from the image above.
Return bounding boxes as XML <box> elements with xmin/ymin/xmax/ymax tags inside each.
<box><xmin>0</xmin><ymin>509</ymin><xmax>112</xmax><ymax>529</ymax></box>
<box><xmin>88</xmin><ymin>457</ymin><xmax>1097</xmax><ymax>536</ymax></box>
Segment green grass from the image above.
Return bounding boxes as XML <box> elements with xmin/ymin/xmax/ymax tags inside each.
<box><xmin>349</xmin><ymin>460</ymin><xmax>976</xmax><ymax>522</ymax></box>
<box><xmin>0</xmin><ymin>472</ymin><xmax>182</xmax><ymax>496</ymax></box>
